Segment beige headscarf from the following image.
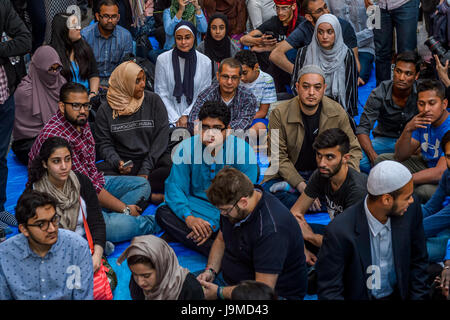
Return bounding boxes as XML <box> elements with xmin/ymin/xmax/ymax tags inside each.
<box><xmin>33</xmin><ymin>171</ymin><xmax>81</xmax><ymax>231</ymax></box>
<box><xmin>107</xmin><ymin>61</ymin><xmax>145</xmax><ymax>119</ymax></box>
<box><xmin>117</xmin><ymin>235</ymin><xmax>190</xmax><ymax>300</ymax></box>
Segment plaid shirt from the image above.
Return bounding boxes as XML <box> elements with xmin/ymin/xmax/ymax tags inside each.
<box><xmin>0</xmin><ymin>65</ymin><xmax>9</xmax><ymax>104</ymax></box>
<box><xmin>188</xmin><ymin>82</ymin><xmax>258</xmax><ymax>132</ymax></box>
<box><xmin>28</xmin><ymin>111</ymin><xmax>105</xmax><ymax>193</ymax></box>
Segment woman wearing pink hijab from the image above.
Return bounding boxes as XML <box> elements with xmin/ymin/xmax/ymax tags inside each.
<box><xmin>12</xmin><ymin>45</ymin><xmax>66</xmax><ymax>165</ymax></box>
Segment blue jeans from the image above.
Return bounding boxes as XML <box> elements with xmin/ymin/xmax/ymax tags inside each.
<box><xmin>373</xmin><ymin>0</ymin><xmax>419</xmax><ymax>84</ymax></box>
<box><xmin>262</xmin><ymin>170</ymin><xmax>315</xmax><ymax>209</ymax></box>
<box><xmin>423</xmin><ymin>203</ymin><xmax>450</xmax><ymax>239</ymax></box>
<box><xmin>358</xmin><ymin>52</ymin><xmax>375</xmax><ymax>84</ymax></box>
<box><xmin>102</xmin><ymin>175</ymin><xmax>160</xmax><ymax>242</ymax></box>
<box><xmin>0</xmin><ymin>96</ymin><xmax>15</xmax><ymax>212</ymax></box>
<box><xmin>360</xmin><ymin>136</ymin><xmax>397</xmax><ymax>173</ymax></box>
<box><xmin>426</xmin><ymin>228</ymin><xmax>450</xmax><ymax>263</ymax></box>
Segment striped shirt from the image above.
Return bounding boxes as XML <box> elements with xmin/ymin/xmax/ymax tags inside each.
<box><xmin>188</xmin><ymin>82</ymin><xmax>258</xmax><ymax>132</ymax></box>
<box><xmin>240</xmin><ymin>70</ymin><xmax>277</xmax><ymax>111</ymax></box>
<box><xmin>81</xmin><ymin>22</ymin><xmax>133</xmax><ymax>79</ymax></box>
<box><xmin>28</xmin><ymin>111</ymin><xmax>105</xmax><ymax>194</ymax></box>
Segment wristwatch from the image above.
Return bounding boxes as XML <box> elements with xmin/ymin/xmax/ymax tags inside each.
<box><xmin>122</xmin><ymin>206</ymin><xmax>131</xmax><ymax>215</ymax></box>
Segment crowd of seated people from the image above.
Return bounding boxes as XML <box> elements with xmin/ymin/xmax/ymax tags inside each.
<box><xmin>2</xmin><ymin>0</ymin><xmax>450</xmax><ymax>302</ymax></box>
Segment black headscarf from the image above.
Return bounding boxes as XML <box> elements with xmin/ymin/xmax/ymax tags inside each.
<box><xmin>204</xmin><ymin>13</ymin><xmax>231</xmax><ymax>63</ymax></box>
<box><xmin>172</xmin><ymin>20</ymin><xmax>198</xmax><ymax>105</ymax></box>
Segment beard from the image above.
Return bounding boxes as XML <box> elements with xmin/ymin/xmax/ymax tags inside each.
<box><xmin>65</xmin><ymin>110</ymin><xmax>88</xmax><ymax>127</ymax></box>
<box><xmin>227</xmin><ymin>207</ymin><xmax>249</xmax><ymax>224</ymax></box>
<box><xmin>319</xmin><ymin>158</ymin><xmax>343</xmax><ymax>179</ymax></box>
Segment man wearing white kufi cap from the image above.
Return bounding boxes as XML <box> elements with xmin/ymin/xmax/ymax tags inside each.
<box><xmin>316</xmin><ymin>160</ymin><xmax>429</xmax><ymax>300</ymax></box>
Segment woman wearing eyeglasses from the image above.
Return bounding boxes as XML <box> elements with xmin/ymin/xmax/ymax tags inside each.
<box><xmin>11</xmin><ymin>45</ymin><xmax>66</xmax><ymax>165</ymax></box>
<box><xmin>27</xmin><ymin>137</ymin><xmax>106</xmax><ymax>273</ymax></box>
<box><xmin>94</xmin><ymin>61</ymin><xmax>172</xmax><ymax>204</ymax></box>
<box><xmin>49</xmin><ymin>13</ymin><xmax>100</xmax><ymax>100</ymax></box>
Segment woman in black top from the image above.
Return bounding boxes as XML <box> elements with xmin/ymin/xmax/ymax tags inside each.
<box><xmin>27</xmin><ymin>137</ymin><xmax>106</xmax><ymax>272</ymax></box>
<box><xmin>117</xmin><ymin>235</ymin><xmax>204</xmax><ymax>300</ymax></box>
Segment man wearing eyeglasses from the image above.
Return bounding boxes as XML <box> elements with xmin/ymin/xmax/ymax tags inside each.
<box><xmin>81</xmin><ymin>0</ymin><xmax>133</xmax><ymax>87</ymax></box>
<box><xmin>156</xmin><ymin>101</ymin><xmax>258</xmax><ymax>257</ymax></box>
<box><xmin>187</xmin><ymin>58</ymin><xmax>258</xmax><ymax>134</ymax></box>
<box><xmin>29</xmin><ymin>82</ymin><xmax>157</xmax><ymax>244</ymax></box>
<box><xmin>270</xmin><ymin>0</ymin><xmax>359</xmax><ymax>77</ymax></box>
<box><xmin>0</xmin><ymin>190</ymin><xmax>93</xmax><ymax>300</ymax></box>
<box><xmin>241</xmin><ymin>0</ymin><xmax>303</xmax><ymax>93</ymax></box>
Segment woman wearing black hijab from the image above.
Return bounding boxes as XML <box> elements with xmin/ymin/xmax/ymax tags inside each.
<box><xmin>197</xmin><ymin>13</ymin><xmax>240</xmax><ymax>77</ymax></box>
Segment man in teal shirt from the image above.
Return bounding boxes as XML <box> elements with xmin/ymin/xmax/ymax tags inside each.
<box><xmin>156</xmin><ymin>101</ymin><xmax>258</xmax><ymax>256</ymax></box>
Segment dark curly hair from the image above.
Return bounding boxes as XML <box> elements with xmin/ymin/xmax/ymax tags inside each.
<box><xmin>27</xmin><ymin>137</ymin><xmax>73</xmax><ymax>190</ymax></box>
<box><xmin>198</xmin><ymin>100</ymin><xmax>231</xmax><ymax>127</ymax></box>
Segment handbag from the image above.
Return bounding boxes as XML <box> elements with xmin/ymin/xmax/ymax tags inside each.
<box><xmin>80</xmin><ymin>199</ymin><xmax>116</xmax><ymax>300</ymax></box>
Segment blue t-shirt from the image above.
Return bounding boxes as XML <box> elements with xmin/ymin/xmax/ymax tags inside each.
<box><xmin>412</xmin><ymin>114</ymin><xmax>450</xmax><ymax>167</ymax></box>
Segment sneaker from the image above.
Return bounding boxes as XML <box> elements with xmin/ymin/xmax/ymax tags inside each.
<box><xmin>104</xmin><ymin>241</ymin><xmax>115</xmax><ymax>256</ymax></box>
<box><xmin>0</xmin><ymin>211</ymin><xmax>17</xmax><ymax>227</ymax></box>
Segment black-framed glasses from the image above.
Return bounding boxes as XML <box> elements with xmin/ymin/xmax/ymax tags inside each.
<box><xmin>26</xmin><ymin>214</ymin><xmax>61</xmax><ymax>231</ymax></box>
<box><xmin>98</xmin><ymin>14</ymin><xmax>119</xmax><ymax>21</ymax></box>
<box><xmin>219</xmin><ymin>198</ymin><xmax>240</xmax><ymax>216</ymax></box>
<box><xmin>48</xmin><ymin>65</ymin><xmax>62</xmax><ymax>73</ymax></box>
<box><xmin>63</xmin><ymin>102</ymin><xmax>92</xmax><ymax>111</ymax></box>
<box><xmin>201</xmin><ymin>124</ymin><xmax>227</xmax><ymax>132</ymax></box>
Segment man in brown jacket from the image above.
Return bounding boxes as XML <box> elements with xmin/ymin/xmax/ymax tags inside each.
<box><xmin>262</xmin><ymin>65</ymin><xmax>362</xmax><ymax>210</ymax></box>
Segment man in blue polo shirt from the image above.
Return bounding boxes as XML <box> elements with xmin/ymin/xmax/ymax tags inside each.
<box><xmin>81</xmin><ymin>0</ymin><xmax>133</xmax><ymax>87</ymax></box>
<box><xmin>197</xmin><ymin>167</ymin><xmax>307</xmax><ymax>300</ymax></box>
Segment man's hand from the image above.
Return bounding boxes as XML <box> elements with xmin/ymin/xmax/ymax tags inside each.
<box><xmin>185</xmin><ymin>216</ymin><xmax>212</xmax><ymax>238</ymax></box>
<box><xmin>92</xmin><ymin>252</ymin><xmax>102</xmax><ymax>273</ymax></box>
<box><xmin>137</xmin><ymin>174</ymin><xmax>148</xmax><ymax>180</ymax></box>
<box><xmin>309</xmin><ymin>198</ymin><xmax>322</xmax><ymax>212</ymax></box>
<box><xmin>438</xmin><ymin>265</ymin><xmax>450</xmax><ymax>297</ymax></box>
<box><xmin>197</xmin><ymin>270</ymin><xmax>215</xmax><ymax>283</ymax></box>
<box><xmin>118</xmin><ymin>160</ymin><xmax>133</xmax><ymax>175</ymax></box>
<box><xmin>296</xmin><ymin>181</ymin><xmax>307</xmax><ymax>194</ymax></box>
<box><xmin>128</xmin><ymin>204</ymin><xmax>142</xmax><ymax>216</ymax></box>
<box><xmin>405</xmin><ymin>111</ymin><xmax>433</xmax><ymax>133</ymax></box>
<box><xmin>198</xmin><ymin>279</ymin><xmax>218</xmax><ymax>300</ymax></box>
<box><xmin>261</xmin><ymin>34</ymin><xmax>277</xmax><ymax>47</ymax></box>
<box><xmin>358</xmin><ymin>77</ymin><xmax>366</xmax><ymax>86</ymax></box>
<box><xmin>296</xmin><ymin>214</ymin><xmax>315</xmax><ymax>242</ymax></box>
<box><xmin>305</xmin><ymin>247</ymin><xmax>317</xmax><ymax>266</ymax></box>
<box><xmin>176</xmin><ymin>115</ymin><xmax>188</xmax><ymax>128</ymax></box>
<box><xmin>435</xmin><ymin>54</ymin><xmax>450</xmax><ymax>87</ymax></box>
<box><xmin>187</xmin><ymin>230</ymin><xmax>212</xmax><ymax>246</ymax></box>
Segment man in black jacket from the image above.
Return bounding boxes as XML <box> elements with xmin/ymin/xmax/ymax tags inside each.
<box><xmin>316</xmin><ymin>160</ymin><xmax>429</xmax><ymax>300</ymax></box>
<box><xmin>0</xmin><ymin>0</ymin><xmax>31</xmax><ymax>232</ymax></box>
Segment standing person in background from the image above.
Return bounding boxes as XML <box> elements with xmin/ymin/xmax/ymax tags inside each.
<box><xmin>0</xmin><ymin>0</ymin><xmax>32</xmax><ymax>234</ymax></box>
<box><xmin>50</xmin><ymin>13</ymin><xmax>100</xmax><ymax>98</ymax></box>
<box><xmin>155</xmin><ymin>21</ymin><xmax>212</xmax><ymax>127</ymax></box>
<box><xmin>246</xmin><ymin>0</ymin><xmax>277</xmax><ymax>29</ymax></box>
<box><xmin>202</xmin><ymin>0</ymin><xmax>248</xmax><ymax>44</ymax></box>
<box><xmin>328</xmin><ymin>0</ymin><xmax>375</xmax><ymax>86</ymax></box>
<box><xmin>81</xmin><ymin>0</ymin><xmax>133</xmax><ymax>87</ymax></box>
<box><xmin>12</xmin><ymin>46</ymin><xmax>66</xmax><ymax>165</ymax></box>
<box><xmin>197</xmin><ymin>13</ymin><xmax>241</xmax><ymax>77</ymax></box>
<box><xmin>364</xmin><ymin>0</ymin><xmax>420</xmax><ymax>85</ymax></box>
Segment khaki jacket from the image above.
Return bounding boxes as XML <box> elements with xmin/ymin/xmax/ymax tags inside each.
<box><xmin>262</xmin><ymin>96</ymin><xmax>362</xmax><ymax>188</ymax></box>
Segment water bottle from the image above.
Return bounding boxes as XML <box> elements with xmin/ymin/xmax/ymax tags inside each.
<box><xmin>1</xmin><ymin>32</ymin><xmax>20</xmax><ymax>66</ymax></box>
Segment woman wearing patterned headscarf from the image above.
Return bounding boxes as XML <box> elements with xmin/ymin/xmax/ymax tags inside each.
<box><xmin>94</xmin><ymin>61</ymin><xmax>172</xmax><ymax>203</ymax></box>
<box><xmin>291</xmin><ymin>14</ymin><xmax>358</xmax><ymax>117</ymax></box>
<box><xmin>118</xmin><ymin>235</ymin><xmax>204</xmax><ymax>300</ymax></box>
<box><xmin>161</xmin><ymin>0</ymin><xmax>207</xmax><ymax>51</ymax></box>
